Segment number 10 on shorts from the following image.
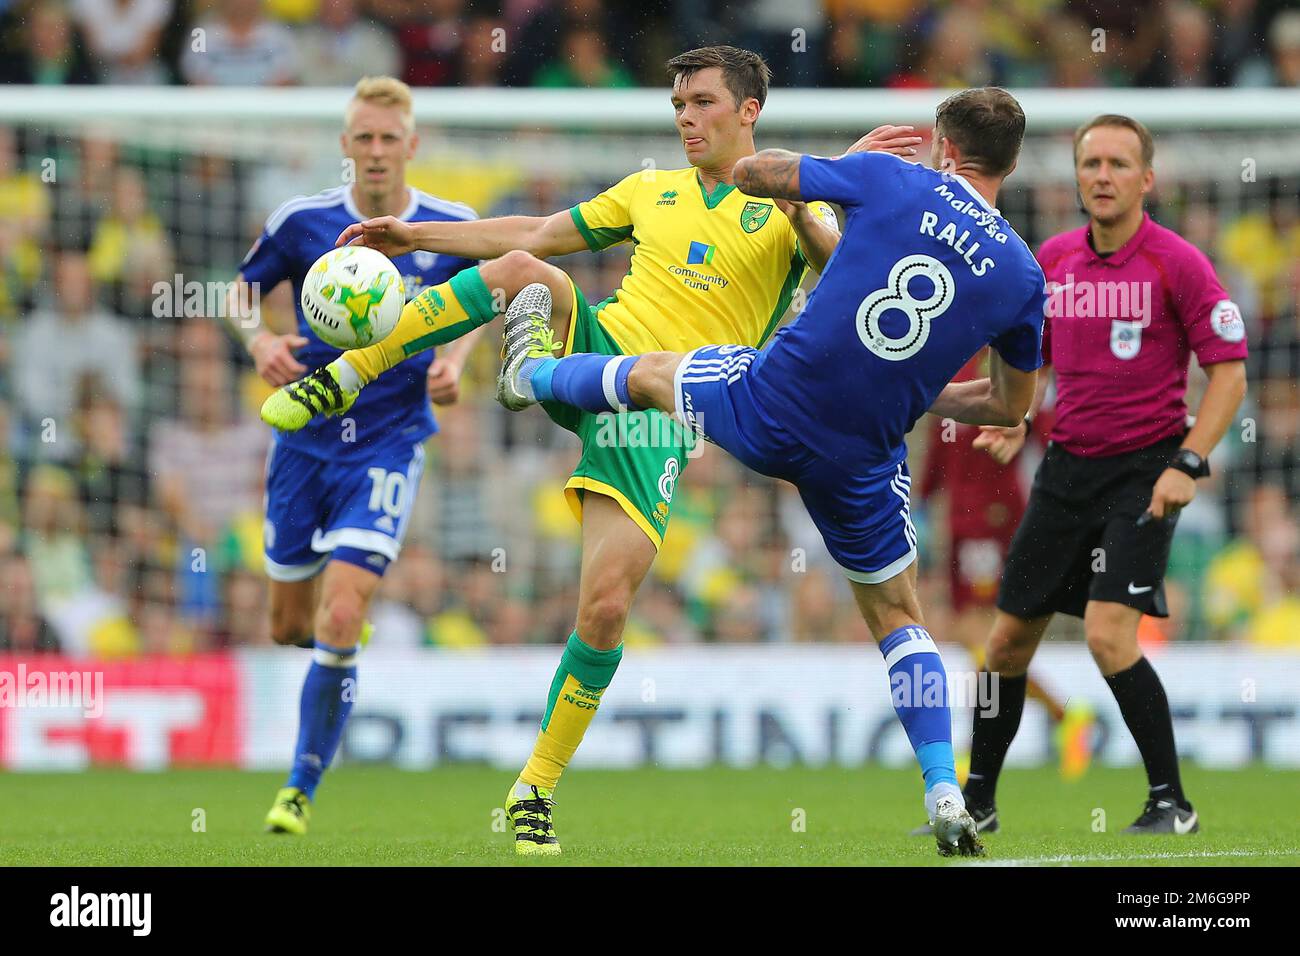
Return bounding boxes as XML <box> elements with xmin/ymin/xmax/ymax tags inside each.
<box><xmin>366</xmin><ymin>467</ymin><xmax>407</xmax><ymax>518</ymax></box>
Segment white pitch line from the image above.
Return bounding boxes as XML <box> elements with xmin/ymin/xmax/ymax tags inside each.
<box><xmin>960</xmin><ymin>848</ymin><xmax>1300</xmax><ymax>867</ymax></box>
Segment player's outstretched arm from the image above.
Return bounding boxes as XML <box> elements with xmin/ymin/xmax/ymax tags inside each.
<box><xmin>733</xmin><ymin>149</ymin><xmax>804</xmax><ymax>203</ymax></box>
<box><xmin>336</xmin><ymin>209</ymin><xmax>589</xmax><ymax>261</ymax></box>
<box><xmin>735</xmin><ymin>149</ymin><xmax>838</xmax><ymax>273</ymax></box>
<box><xmin>928</xmin><ymin>352</ymin><xmax>1037</xmax><ymax>429</ymax></box>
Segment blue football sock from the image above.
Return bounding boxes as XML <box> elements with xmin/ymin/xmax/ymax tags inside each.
<box><xmin>286</xmin><ymin>639</ymin><xmax>357</xmax><ymax>800</ymax></box>
<box><xmin>525</xmin><ymin>353</ymin><xmax>641</xmax><ymax>411</ymax></box>
<box><xmin>879</xmin><ymin>624</ymin><xmax>959</xmax><ymax>793</ymax></box>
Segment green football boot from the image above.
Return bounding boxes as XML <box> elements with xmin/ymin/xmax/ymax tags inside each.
<box><xmin>505</xmin><ymin>782</ymin><xmax>561</xmax><ymax>856</ymax></box>
<box><xmin>260</xmin><ymin>364</ymin><xmax>357</xmax><ymax>432</ymax></box>
<box><xmin>264</xmin><ymin>786</ymin><xmax>311</xmax><ymax>835</ymax></box>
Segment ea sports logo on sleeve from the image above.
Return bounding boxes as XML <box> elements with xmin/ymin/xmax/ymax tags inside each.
<box><xmin>1210</xmin><ymin>300</ymin><xmax>1245</xmax><ymax>343</ymax></box>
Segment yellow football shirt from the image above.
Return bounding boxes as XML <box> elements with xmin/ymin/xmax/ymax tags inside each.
<box><xmin>568</xmin><ymin>167</ymin><xmax>837</xmax><ymax>356</ymax></box>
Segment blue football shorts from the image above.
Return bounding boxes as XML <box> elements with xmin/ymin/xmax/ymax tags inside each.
<box><xmin>673</xmin><ymin>344</ymin><xmax>916</xmax><ymax>584</ymax></box>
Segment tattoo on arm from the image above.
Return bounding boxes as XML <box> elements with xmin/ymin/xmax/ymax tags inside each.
<box><xmin>734</xmin><ymin>149</ymin><xmax>803</xmax><ymax>201</ymax></box>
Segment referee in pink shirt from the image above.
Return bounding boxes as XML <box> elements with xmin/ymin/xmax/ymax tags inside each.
<box><xmin>960</xmin><ymin>115</ymin><xmax>1248</xmax><ymax>835</ymax></box>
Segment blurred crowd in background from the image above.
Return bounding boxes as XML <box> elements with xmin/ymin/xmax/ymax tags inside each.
<box><xmin>1</xmin><ymin>0</ymin><xmax>1299</xmax><ymax>658</ymax></box>
<box><xmin>0</xmin><ymin>0</ymin><xmax>1299</xmax><ymax>90</ymax></box>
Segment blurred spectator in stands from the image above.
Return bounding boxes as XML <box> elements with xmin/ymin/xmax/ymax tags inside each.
<box><xmin>724</xmin><ymin>0</ymin><xmax>825</xmax><ymax>87</ymax></box>
<box><xmin>12</xmin><ymin>249</ymin><xmax>140</xmax><ymax>457</ymax></box>
<box><xmin>1213</xmin><ymin>0</ymin><xmax>1269</xmax><ymax>86</ymax></box>
<box><xmin>503</xmin><ymin>0</ymin><xmax>637</xmax><ymax>86</ymax></box>
<box><xmin>71</xmin><ymin>0</ymin><xmax>172</xmax><ymax>84</ymax></box>
<box><xmin>823</xmin><ymin>0</ymin><xmax>919</xmax><ymax>87</ymax></box>
<box><xmin>1041</xmin><ymin>12</ymin><xmax>1106</xmax><ymax>88</ymax></box>
<box><xmin>534</xmin><ymin>21</ymin><xmax>634</xmax><ymax>88</ymax></box>
<box><xmin>71</xmin><ymin>373</ymin><xmax>148</xmax><ymax>540</ymax></box>
<box><xmin>1152</xmin><ymin>1</ymin><xmax>1215</xmax><ymax>87</ymax></box>
<box><xmin>297</xmin><ymin>0</ymin><xmax>399</xmax><ymax>86</ymax></box>
<box><xmin>181</xmin><ymin>0</ymin><xmax>300</xmax><ymax>86</ymax></box>
<box><xmin>216</xmin><ymin>566</ymin><xmax>269</xmax><ymax>645</ymax></box>
<box><xmin>788</xmin><ymin>566</ymin><xmax>842</xmax><ymax>643</ymax></box>
<box><xmin>48</xmin><ymin>132</ymin><xmax>115</xmax><ymax>254</ymax></box>
<box><xmin>1237</xmin><ymin>8</ymin><xmax>1300</xmax><ymax>86</ymax></box>
<box><xmin>167</xmin><ymin>153</ymin><xmax>249</xmax><ymax>278</ymax></box>
<box><xmin>622</xmin><ymin>581</ymin><xmax>690</xmax><ymax>645</ymax></box>
<box><xmin>711</xmin><ymin>583</ymin><xmax>768</xmax><ymax>643</ymax></box>
<box><xmin>148</xmin><ymin>318</ymin><xmax>264</xmax><ymax>625</ymax></box>
<box><xmin>1218</xmin><ymin>195</ymin><xmax>1300</xmax><ymax>327</ymax></box>
<box><xmin>426</xmin><ymin>557</ymin><xmax>526</xmax><ymax>646</ymax></box>
<box><xmin>0</xmin><ymin>400</ymin><xmax>18</xmax><ymax>553</ymax></box>
<box><xmin>0</xmin><ymin>0</ymin><xmax>97</xmax><ymax>84</ymax></box>
<box><xmin>0</xmin><ymin>127</ymin><xmax>49</xmax><ymax>324</ymax></box>
<box><xmin>88</xmin><ymin>166</ymin><xmax>174</xmax><ymax>318</ymax></box>
<box><xmin>886</xmin><ymin>6</ymin><xmax>995</xmax><ymax>88</ymax></box>
<box><xmin>461</xmin><ymin>12</ymin><xmax>507</xmax><ymax>87</ymax></box>
<box><xmin>131</xmin><ymin>559</ymin><xmax>194</xmax><ymax>653</ymax></box>
<box><xmin>1205</xmin><ymin>482</ymin><xmax>1300</xmax><ymax>644</ymax></box>
<box><xmin>20</xmin><ymin>463</ymin><xmax>135</xmax><ymax>655</ymax></box>
<box><xmin>679</xmin><ymin>484</ymin><xmax>767</xmax><ymax>632</ymax></box>
<box><xmin>394</xmin><ymin>0</ymin><xmax>466</xmax><ymax>87</ymax></box>
<box><xmin>266</xmin><ymin>0</ymin><xmax>319</xmax><ymax>25</ymax></box>
<box><xmin>20</xmin><ymin>465</ymin><xmax>93</xmax><ymax>607</ymax></box>
<box><xmin>426</xmin><ymin>401</ymin><xmax>503</xmax><ymax>566</ymax></box>
<box><xmin>0</xmin><ymin>551</ymin><xmax>61</xmax><ymax>653</ymax></box>
<box><xmin>369</xmin><ymin>542</ymin><xmax>443</xmax><ymax>646</ymax></box>
<box><xmin>1030</xmin><ymin>180</ymin><xmax>1087</xmax><ymax>243</ymax></box>
<box><xmin>1069</xmin><ymin>0</ymin><xmax>1166</xmax><ymax>85</ymax></box>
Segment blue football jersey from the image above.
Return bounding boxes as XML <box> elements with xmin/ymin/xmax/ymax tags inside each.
<box><xmin>747</xmin><ymin>152</ymin><xmax>1046</xmax><ymax>469</ymax></box>
<box><xmin>239</xmin><ymin>185</ymin><xmax>478</xmax><ymax>460</ymax></box>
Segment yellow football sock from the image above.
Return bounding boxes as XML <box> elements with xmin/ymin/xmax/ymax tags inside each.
<box><xmin>339</xmin><ymin>267</ymin><xmax>496</xmax><ymax>384</ymax></box>
<box><xmin>521</xmin><ymin>631</ymin><xmax>623</xmax><ymax>790</ymax></box>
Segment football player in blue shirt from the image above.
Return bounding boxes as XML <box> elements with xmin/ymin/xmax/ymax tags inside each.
<box><xmin>495</xmin><ymin>88</ymin><xmax>1045</xmax><ymax>856</ymax></box>
<box><xmin>224</xmin><ymin>77</ymin><xmax>481</xmax><ymax>834</ymax></box>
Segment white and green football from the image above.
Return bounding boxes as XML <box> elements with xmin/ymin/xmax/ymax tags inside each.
<box><xmin>301</xmin><ymin>246</ymin><xmax>405</xmax><ymax>350</ymax></box>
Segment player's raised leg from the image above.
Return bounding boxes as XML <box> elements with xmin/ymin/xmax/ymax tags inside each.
<box><xmin>506</xmin><ymin>493</ymin><xmax>656</xmax><ymax>855</ymax></box>
<box><xmin>261</xmin><ymin>254</ymin><xmax>574</xmax><ymax>431</ymax></box>
<box><xmin>498</xmin><ymin>286</ymin><xmax>681</xmax><ymax>415</ymax></box>
<box><xmin>265</xmin><ymin>559</ymin><xmax>380</xmax><ymax>834</ymax></box>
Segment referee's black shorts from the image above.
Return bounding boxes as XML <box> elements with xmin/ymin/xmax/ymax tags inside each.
<box><xmin>997</xmin><ymin>432</ymin><xmax>1184</xmax><ymax>620</ymax></box>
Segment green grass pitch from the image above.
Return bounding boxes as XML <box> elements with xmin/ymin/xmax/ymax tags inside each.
<box><xmin>1</xmin><ymin>766</ymin><xmax>1296</xmax><ymax>866</ymax></box>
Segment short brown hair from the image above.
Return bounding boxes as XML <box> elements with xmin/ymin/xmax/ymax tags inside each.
<box><xmin>666</xmin><ymin>46</ymin><xmax>771</xmax><ymax>111</ymax></box>
<box><xmin>934</xmin><ymin>87</ymin><xmax>1025</xmax><ymax>177</ymax></box>
<box><xmin>1074</xmin><ymin>114</ymin><xmax>1154</xmax><ymax>168</ymax></box>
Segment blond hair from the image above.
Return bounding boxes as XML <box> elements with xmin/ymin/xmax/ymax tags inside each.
<box><xmin>346</xmin><ymin>76</ymin><xmax>414</xmax><ymax>133</ymax></box>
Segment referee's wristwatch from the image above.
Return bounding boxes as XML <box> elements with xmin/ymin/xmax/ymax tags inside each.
<box><xmin>1169</xmin><ymin>448</ymin><xmax>1211</xmax><ymax>480</ymax></box>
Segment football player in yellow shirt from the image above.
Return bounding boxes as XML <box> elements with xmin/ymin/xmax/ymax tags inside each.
<box><xmin>261</xmin><ymin>45</ymin><xmax>921</xmax><ymax>855</ymax></box>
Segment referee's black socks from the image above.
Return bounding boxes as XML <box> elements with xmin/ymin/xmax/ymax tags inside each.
<box><xmin>964</xmin><ymin>671</ymin><xmax>1028</xmax><ymax>808</ymax></box>
<box><xmin>1104</xmin><ymin>656</ymin><xmax>1191</xmax><ymax>809</ymax></box>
